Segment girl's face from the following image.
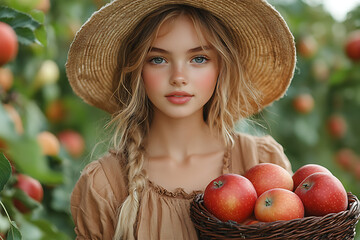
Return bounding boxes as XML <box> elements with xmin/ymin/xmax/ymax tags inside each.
<box><xmin>142</xmin><ymin>15</ymin><xmax>219</xmax><ymax>120</ymax></box>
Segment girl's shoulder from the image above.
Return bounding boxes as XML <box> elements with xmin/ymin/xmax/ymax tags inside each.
<box><xmin>70</xmin><ymin>152</ymin><xmax>127</xmax><ymax>239</ymax></box>
<box><xmin>73</xmin><ymin>151</ymin><xmax>128</xmax><ymax>205</ymax></box>
<box><xmin>231</xmin><ymin>132</ymin><xmax>292</xmax><ymax>174</ymax></box>
<box><xmin>234</xmin><ymin>132</ymin><xmax>284</xmax><ymax>151</ymax></box>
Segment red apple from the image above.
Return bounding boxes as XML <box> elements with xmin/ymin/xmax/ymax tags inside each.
<box><xmin>245</xmin><ymin>220</ymin><xmax>260</xmax><ymax>225</ymax></box>
<box><xmin>58</xmin><ymin>130</ymin><xmax>85</xmax><ymax>158</ymax></box>
<box><xmin>292</xmin><ymin>164</ymin><xmax>332</xmax><ymax>191</ymax></box>
<box><xmin>295</xmin><ymin>172</ymin><xmax>348</xmax><ymax>216</ymax></box>
<box><xmin>45</xmin><ymin>100</ymin><xmax>67</xmax><ymax>123</ymax></box>
<box><xmin>297</xmin><ymin>35</ymin><xmax>318</xmax><ymax>58</ymax></box>
<box><xmin>353</xmin><ymin>161</ymin><xmax>360</xmax><ymax>180</ymax></box>
<box><xmin>345</xmin><ymin>30</ymin><xmax>360</xmax><ymax>61</ymax></box>
<box><xmin>255</xmin><ymin>188</ymin><xmax>304</xmax><ymax>222</ymax></box>
<box><xmin>0</xmin><ymin>232</ymin><xmax>6</xmax><ymax>240</ymax></box>
<box><xmin>203</xmin><ymin>174</ymin><xmax>257</xmax><ymax>223</ymax></box>
<box><xmin>327</xmin><ymin>115</ymin><xmax>347</xmax><ymax>139</ymax></box>
<box><xmin>335</xmin><ymin>148</ymin><xmax>355</xmax><ymax>170</ymax></box>
<box><xmin>13</xmin><ymin>174</ymin><xmax>44</xmax><ymax>213</ymax></box>
<box><xmin>244</xmin><ymin>163</ymin><xmax>293</xmax><ymax>197</ymax></box>
<box><xmin>0</xmin><ymin>22</ymin><xmax>18</xmax><ymax>66</ymax></box>
<box><xmin>293</xmin><ymin>94</ymin><xmax>315</xmax><ymax>114</ymax></box>
<box><xmin>242</xmin><ymin>215</ymin><xmax>260</xmax><ymax>225</ymax></box>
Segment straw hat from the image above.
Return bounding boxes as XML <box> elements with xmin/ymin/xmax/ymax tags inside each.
<box><xmin>66</xmin><ymin>0</ymin><xmax>296</xmax><ymax>115</ymax></box>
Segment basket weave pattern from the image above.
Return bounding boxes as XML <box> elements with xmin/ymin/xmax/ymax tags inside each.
<box><xmin>190</xmin><ymin>192</ymin><xmax>360</xmax><ymax>240</ymax></box>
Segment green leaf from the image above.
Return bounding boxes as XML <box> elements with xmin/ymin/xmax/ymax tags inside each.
<box><xmin>14</xmin><ymin>27</ymin><xmax>37</xmax><ymax>45</ymax></box>
<box><xmin>0</xmin><ymin>6</ymin><xmax>44</xmax><ymax>46</ymax></box>
<box><xmin>22</xmin><ymin>101</ymin><xmax>47</xmax><ymax>137</ymax></box>
<box><xmin>6</xmin><ymin>136</ymin><xmax>63</xmax><ymax>185</ymax></box>
<box><xmin>22</xmin><ymin>216</ymin><xmax>71</xmax><ymax>240</ymax></box>
<box><xmin>0</xmin><ymin>104</ymin><xmax>19</xmax><ymax>142</ymax></box>
<box><xmin>6</xmin><ymin>221</ymin><xmax>22</xmax><ymax>240</ymax></box>
<box><xmin>0</xmin><ymin>154</ymin><xmax>12</xmax><ymax>192</ymax></box>
<box><xmin>12</xmin><ymin>188</ymin><xmax>41</xmax><ymax>211</ymax></box>
<box><xmin>329</xmin><ymin>67</ymin><xmax>351</xmax><ymax>86</ymax></box>
<box><xmin>34</xmin><ymin>24</ymin><xmax>47</xmax><ymax>46</ymax></box>
<box><xmin>29</xmin><ymin>9</ymin><xmax>45</xmax><ymax>24</ymax></box>
<box><xmin>28</xmin><ymin>10</ymin><xmax>46</xmax><ymax>46</ymax></box>
<box><xmin>2</xmin><ymin>0</ymin><xmax>39</xmax><ymax>13</ymax></box>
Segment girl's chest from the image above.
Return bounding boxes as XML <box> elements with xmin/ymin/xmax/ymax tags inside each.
<box><xmin>144</xmin><ymin>150</ymin><xmax>226</xmax><ymax>194</ymax></box>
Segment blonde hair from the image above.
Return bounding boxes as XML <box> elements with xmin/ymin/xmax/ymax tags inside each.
<box><xmin>108</xmin><ymin>4</ymin><xmax>260</xmax><ymax>240</ymax></box>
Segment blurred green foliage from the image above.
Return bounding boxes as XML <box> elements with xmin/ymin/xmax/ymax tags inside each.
<box><xmin>0</xmin><ymin>0</ymin><xmax>359</xmax><ymax>238</ymax></box>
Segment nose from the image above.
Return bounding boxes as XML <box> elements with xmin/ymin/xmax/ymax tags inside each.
<box><xmin>170</xmin><ymin>64</ymin><xmax>188</xmax><ymax>86</ymax></box>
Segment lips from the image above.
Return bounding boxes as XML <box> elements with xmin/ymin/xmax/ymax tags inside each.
<box><xmin>165</xmin><ymin>91</ymin><xmax>193</xmax><ymax>104</ymax></box>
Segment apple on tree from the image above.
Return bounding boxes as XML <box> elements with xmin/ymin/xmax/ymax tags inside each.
<box><xmin>353</xmin><ymin>161</ymin><xmax>360</xmax><ymax>180</ymax></box>
<box><xmin>37</xmin><ymin>131</ymin><xmax>60</xmax><ymax>156</ymax></box>
<box><xmin>335</xmin><ymin>148</ymin><xmax>355</xmax><ymax>170</ymax></box>
<box><xmin>58</xmin><ymin>130</ymin><xmax>85</xmax><ymax>158</ymax></box>
<box><xmin>295</xmin><ymin>172</ymin><xmax>348</xmax><ymax>216</ymax></box>
<box><xmin>2</xmin><ymin>104</ymin><xmax>24</xmax><ymax>135</ymax></box>
<box><xmin>203</xmin><ymin>174</ymin><xmax>257</xmax><ymax>223</ymax></box>
<box><xmin>345</xmin><ymin>30</ymin><xmax>360</xmax><ymax>61</ymax></box>
<box><xmin>45</xmin><ymin>100</ymin><xmax>67</xmax><ymax>123</ymax></box>
<box><xmin>0</xmin><ymin>22</ymin><xmax>18</xmax><ymax>66</ymax></box>
<box><xmin>244</xmin><ymin>163</ymin><xmax>293</xmax><ymax>197</ymax></box>
<box><xmin>327</xmin><ymin>114</ymin><xmax>347</xmax><ymax>139</ymax></box>
<box><xmin>0</xmin><ymin>67</ymin><xmax>14</xmax><ymax>92</ymax></box>
<box><xmin>254</xmin><ymin>188</ymin><xmax>304</xmax><ymax>222</ymax></box>
<box><xmin>13</xmin><ymin>174</ymin><xmax>44</xmax><ymax>213</ymax></box>
<box><xmin>297</xmin><ymin>35</ymin><xmax>318</xmax><ymax>58</ymax></box>
<box><xmin>292</xmin><ymin>93</ymin><xmax>314</xmax><ymax>114</ymax></box>
<box><xmin>0</xmin><ymin>232</ymin><xmax>6</xmax><ymax>239</ymax></box>
<box><xmin>35</xmin><ymin>0</ymin><xmax>51</xmax><ymax>13</ymax></box>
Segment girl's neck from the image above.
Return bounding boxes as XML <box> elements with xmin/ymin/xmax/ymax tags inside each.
<box><xmin>146</xmin><ymin>109</ymin><xmax>224</xmax><ymax>163</ymax></box>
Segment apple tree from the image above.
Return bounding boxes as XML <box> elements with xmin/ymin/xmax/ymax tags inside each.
<box><xmin>0</xmin><ymin>0</ymin><xmax>105</xmax><ymax>238</ymax></box>
<box><xmin>1</xmin><ymin>0</ymin><xmax>360</xmax><ymax>239</ymax></box>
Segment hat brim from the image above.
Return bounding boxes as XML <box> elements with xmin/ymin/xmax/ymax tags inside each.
<box><xmin>66</xmin><ymin>0</ymin><xmax>296</xmax><ymax>115</ymax></box>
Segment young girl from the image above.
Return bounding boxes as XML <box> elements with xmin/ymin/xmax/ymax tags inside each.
<box><xmin>66</xmin><ymin>0</ymin><xmax>296</xmax><ymax>239</ymax></box>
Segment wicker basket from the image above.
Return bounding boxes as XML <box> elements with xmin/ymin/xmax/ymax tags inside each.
<box><xmin>190</xmin><ymin>192</ymin><xmax>360</xmax><ymax>240</ymax></box>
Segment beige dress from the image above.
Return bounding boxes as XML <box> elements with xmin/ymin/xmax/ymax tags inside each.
<box><xmin>70</xmin><ymin>133</ymin><xmax>292</xmax><ymax>239</ymax></box>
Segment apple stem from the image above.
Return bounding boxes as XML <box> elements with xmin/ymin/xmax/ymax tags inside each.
<box><xmin>265</xmin><ymin>198</ymin><xmax>272</xmax><ymax>207</ymax></box>
<box><xmin>302</xmin><ymin>182</ymin><xmax>311</xmax><ymax>190</ymax></box>
<box><xmin>213</xmin><ymin>180</ymin><xmax>223</xmax><ymax>188</ymax></box>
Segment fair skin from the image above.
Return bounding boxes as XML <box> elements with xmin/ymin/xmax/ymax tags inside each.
<box><xmin>142</xmin><ymin>15</ymin><xmax>226</xmax><ymax>193</ymax></box>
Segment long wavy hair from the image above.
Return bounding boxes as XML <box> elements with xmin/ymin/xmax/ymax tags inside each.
<box><xmin>107</xmin><ymin>4</ymin><xmax>260</xmax><ymax>240</ymax></box>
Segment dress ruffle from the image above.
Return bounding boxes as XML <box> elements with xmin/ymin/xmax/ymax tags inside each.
<box><xmin>146</xmin><ymin>146</ymin><xmax>232</xmax><ymax>199</ymax></box>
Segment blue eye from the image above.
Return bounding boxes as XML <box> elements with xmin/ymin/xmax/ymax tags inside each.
<box><xmin>150</xmin><ymin>57</ymin><xmax>166</xmax><ymax>64</ymax></box>
<box><xmin>192</xmin><ymin>56</ymin><xmax>208</xmax><ymax>64</ymax></box>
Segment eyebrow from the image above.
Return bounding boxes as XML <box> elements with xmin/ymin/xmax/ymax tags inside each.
<box><xmin>148</xmin><ymin>46</ymin><xmax>212</xmax><ymax>54</ymax></box>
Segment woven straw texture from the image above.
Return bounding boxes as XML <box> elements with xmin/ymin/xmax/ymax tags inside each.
<box><xmin>66</xmin><ymin>0</ymin><xmax>296</xmax><ymax>115</ymax></box>
<box><xmin>190</xmin><ymin>192</ymin><xmax>360</xmax><ymax>240</ymax></box>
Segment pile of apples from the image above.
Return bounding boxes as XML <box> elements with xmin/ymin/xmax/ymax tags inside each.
<box><xmin>203</xmin><ymin>163</ymin><xmax>348</xmax><ymax>224</ymax></box>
